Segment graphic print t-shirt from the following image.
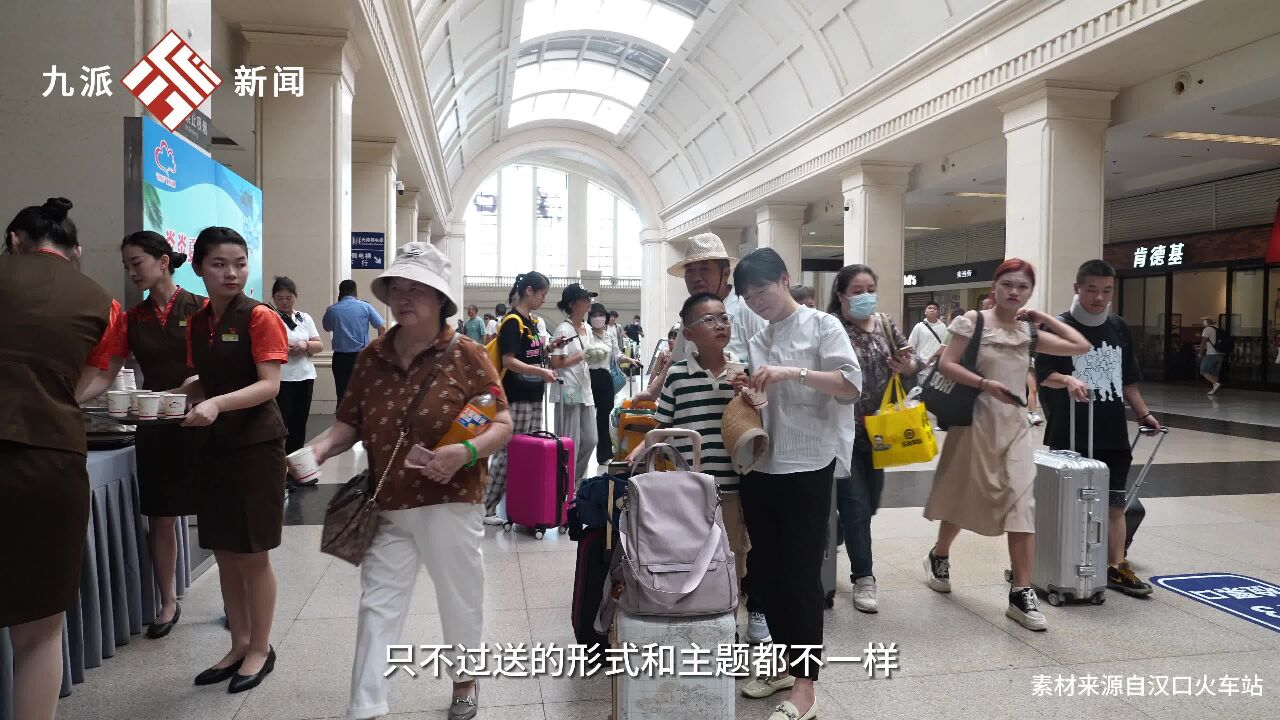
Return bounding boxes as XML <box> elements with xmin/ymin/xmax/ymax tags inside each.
<box><xmin>498</xmin><ymin>310</ymin><xmax>546</xmax><ymax>404</ymax></box>
<box><xmin>1036</xmin><ymin>312</ymin><xmax>1141</xmax><ymax>452</ymax></box>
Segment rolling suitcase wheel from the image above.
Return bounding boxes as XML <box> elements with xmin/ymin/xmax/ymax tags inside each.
<box><xmin>503</xmin><ymin>522</ymin><xmax>513</xmax><ymax>533</ymax></box>
<box><xmin>535</xmin><ymin>529</ymin><xmax>545</xmax><ymax>540</ymax></box>
<box><xmin>1046</xmin><ymin>592</ymin><xmax>1065</xmax><ymax>607</ymax></box>
<box><xmin>1090</xmin><ymin>592</ymin><xmax>1106</xmax><ymax>605</ymax></box>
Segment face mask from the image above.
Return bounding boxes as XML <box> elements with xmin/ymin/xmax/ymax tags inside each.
<box><xmin>845</xmin><ymin>292</ymin><xmax>878</xmax><ymax>320</ymax></box>
<box><xmin>590</xmin><ymin>317</ymin><xmax>606</xmax><ymax>329</ymax></box>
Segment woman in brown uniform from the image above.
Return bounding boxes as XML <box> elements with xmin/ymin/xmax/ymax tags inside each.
<box><xmin>117</xmin><ymin>230</ymin><xmax>207</xmax><ymax>638</ymax></box>
<box><xmin>175</xmin><ymin>227</ymin><xmax>289</xmax><ymax>693</ymax></box>
<box><xmin>1</xmin><ymin>198</ymin><xmax>126</xmax><ymax>720</ymax></box>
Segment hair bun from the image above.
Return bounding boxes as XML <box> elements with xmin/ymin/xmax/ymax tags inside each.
<box><xmin>42</xmin><ymin>197</ymin><xmax>73</xmax><ymax>222</ymax></box>
<box><xmin>169</xmin><ymin>252</ymin><xmax>188</xmax><ymax>270</ymax></box>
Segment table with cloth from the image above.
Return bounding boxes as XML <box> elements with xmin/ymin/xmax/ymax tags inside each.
<box><xmin>0</xmin><ymin>447</ymin><xmax>192</xmax><ymax>719</ymax></box>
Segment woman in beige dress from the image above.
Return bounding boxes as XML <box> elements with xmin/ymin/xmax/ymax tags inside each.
<box><xmin>922</xmin><ymin>259</ymin><xmax>1089</xmax><ymax>632</ymax></box>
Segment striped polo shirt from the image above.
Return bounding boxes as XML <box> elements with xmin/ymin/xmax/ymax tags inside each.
<box><xmin>656</xmin><ymin>350</ymin><xmax>740</xmax><ymax>489</ymax></box>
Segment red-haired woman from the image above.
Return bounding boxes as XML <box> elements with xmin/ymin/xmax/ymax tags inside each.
<box><xmin>922</xmin><ymin>259</ymin><xmax>1090</xmax><ymax>632</ymax></box>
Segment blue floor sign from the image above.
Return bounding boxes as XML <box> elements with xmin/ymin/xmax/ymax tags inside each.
<box><xmin>1151</xmin><ymin>573</ymin><xmax>1280</xmax><ymax>633</ymax></box>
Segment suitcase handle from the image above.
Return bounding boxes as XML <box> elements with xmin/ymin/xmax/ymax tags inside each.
<box><xmin>1086</xmin><ymin>512</ymin><xmax>1104</xmax><ymax>547</ymax></box>
<box><xmin>644</xmin><ymin>428</ymin><xmax>702</xmax><ymax>470</ymax></box>
<box><xmin>1124</xmin><ymin>426</ymin><xmax>1170</xmax><ymax>511</ymax></box>
<box><xmin>1067</xmin><ymin>397</ymin><xmax>1094</xmax><ymax>458</ymax></box>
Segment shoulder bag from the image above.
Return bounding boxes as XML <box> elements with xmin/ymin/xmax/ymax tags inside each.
<box><xmin>320</xmin><ymin>336</ymin><xmax>457</xmax><ymax>565</ymax></box>
<box><xmin>918</xmin><ymin>312</ymin><xmax>985</xmax><ymax>430</ymax></box>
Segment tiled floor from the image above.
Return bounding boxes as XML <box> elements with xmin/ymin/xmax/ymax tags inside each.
<box><xmin>61</xmin><ymin>387</ymin><xmax>1280</xmax><ymax>720</ymax></box>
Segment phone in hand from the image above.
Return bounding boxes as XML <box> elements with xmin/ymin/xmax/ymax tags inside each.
<box><xmin>405</xmin><ymin>444</ymin><xmax>435</xmax><ymax>469</ymax></box>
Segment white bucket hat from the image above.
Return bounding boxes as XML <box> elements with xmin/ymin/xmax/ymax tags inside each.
<box><xmin>668</xmin><ymin>232</ymin><xmax>738</xmax><ymax>277</ymax></box>
<box><xmin>371</xmin><ymin>242</ymin><xmax>457</xmax><ymax>318</ymax></box>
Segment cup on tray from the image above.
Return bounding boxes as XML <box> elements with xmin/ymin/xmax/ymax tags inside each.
<box><xmin>163</xmin><ymin>393</ymin><xmax>187</xmax><ymax>418</ymax></box>
<box><xmin>136</xmin><ymin>393</ymin><xmax>163</xmax><ymax>421</ymax></box>
<box><xmin>129</xmin><ymin>390</ymin><xmax>148</xmax><ymax>414</ymax></box>
<box><xmin>286</xmin><ymin>447</ymin><xmax>322</xmax><ymax>483</ymax></box>
<box><xmin>106</xmin><ymin>391</ymin><xmax>131</xmax><ymax>418</ymax></box>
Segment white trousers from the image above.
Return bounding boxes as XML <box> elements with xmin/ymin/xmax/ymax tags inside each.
<box><xmin>347</xmin><ymin>503</ymin><xmax>485</xmax><ymax>720</ymax></box>
<box><xmin>554</xmin><ymin>402</ymin><xmax>598</xmax><ymax>479</ymax></box>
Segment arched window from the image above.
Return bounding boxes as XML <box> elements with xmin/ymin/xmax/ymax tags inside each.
<box><xmin>466</xmin><ymin>166</ymin><xmax>641</xmax><ymax>280</ymax></box>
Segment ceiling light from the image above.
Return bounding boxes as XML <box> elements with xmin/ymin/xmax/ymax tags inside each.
<box><xmin>1149</xmin><ymin>131</ymin><xmax>1280</xmax><ymax>146</ymax></box>
<box><xmin>945</xmin><ymin>191</ymin><xmax>1006</xmax><ymax>199</ymax></box>
<box><xmin>802</xmin><ymin>244</ymin><xmax>843</xmax><ymax>249</ymax></box>
<box><xmin>904</xmin><ymin>226</ymin><xmax>940</xmax><ymax>231</ymax></box>
<box><xmin>520</xmin><ymin>0</ymin><xmax>694</xmax><ymax>54</ymax></box>
<box><xmin>807</xmin><ymin>231</ymin><xmax>817</xmax><ymax>235</ymax></box>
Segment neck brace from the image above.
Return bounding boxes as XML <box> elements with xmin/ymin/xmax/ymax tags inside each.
<box><xmin>1070</xmin><ymin>295</ymin><xmax>1109</xmax><ymax>327</ymax></box>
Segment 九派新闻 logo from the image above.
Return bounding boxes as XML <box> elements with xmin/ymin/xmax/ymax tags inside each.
<box><xmin>122</xmin><ymin>30</ymin><xmax>222</xmax><ymax>131</ymax></box>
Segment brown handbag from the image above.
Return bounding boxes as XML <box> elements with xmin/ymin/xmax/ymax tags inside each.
<box><xmin>320</xmin><ymin>338</ymin><xmax>455</xmax><ymax>565</ymax></box>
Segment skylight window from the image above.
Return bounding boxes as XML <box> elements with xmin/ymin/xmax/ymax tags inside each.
<box><xmin>520</xmin><ymin>0</ymin><xmax>695</xmax><ymax>54</ymax></box>
<box><xmin>513</xmin><ymin>61</ymin><xmax>650</xmax><ymax>107</ymax></box>
<box><xmin>508</xmin><ymin>92</ymin><xmax>633</xmax><ymax>134</ymax></box>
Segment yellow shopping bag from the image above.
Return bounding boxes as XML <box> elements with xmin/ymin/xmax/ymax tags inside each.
<box><xmin>864</xmin><ymin>374</ymin><xmax>939</xmax><ymax>470</ymax></box>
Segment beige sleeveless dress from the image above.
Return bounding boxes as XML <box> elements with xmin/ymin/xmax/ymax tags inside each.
<box><xmin>924</xmin><ymin>314</ymin><xmax>1035</xmax><ymax>537</ymax></box>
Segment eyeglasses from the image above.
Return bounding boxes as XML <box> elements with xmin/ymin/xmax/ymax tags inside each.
<box><xmin>688</xmin><ymin>313</ymin><xmax>732</xmax><ymax>328</ymax></box>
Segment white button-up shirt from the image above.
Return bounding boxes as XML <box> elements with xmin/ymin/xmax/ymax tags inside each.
<box><xmin>280</xmin><ymin>311</ymin><xmax>320</xmax><ymax>382</ymax></box>
<box><xmin>746</xmin><ymin>305</ymin><xmax>862</xmax><ymax>475</ymax></box>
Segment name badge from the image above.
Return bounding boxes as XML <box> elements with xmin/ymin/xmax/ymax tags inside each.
<box><xmin>221</xmin><ymin>333</ymin><xmax>240</xmax><ymax>342</ymax></box>
<box><xmin>178</xmin><ymin>319</ymin><xmax>188</xmax><ymax>327</ymax></box>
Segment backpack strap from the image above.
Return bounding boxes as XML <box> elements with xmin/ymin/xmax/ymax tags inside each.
<box><xmin>617</xmin><ymin>519</ymin><xmax>723</xmax><ymax>595</ymax></box>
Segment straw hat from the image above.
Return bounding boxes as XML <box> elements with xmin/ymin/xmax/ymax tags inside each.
<box><xmin>721</xmin><ymin>395</ymin><xmax>769</xmax><ymax>475</ymax></box>
<box><xmin>371</xmin><ymin>242</ymin><xmax>457</xmax><ymax>318</ymax></box>
<box><xmin>668</xmin><ymin>232</ymin><xmax>737</xmax><ymax>277</ymax></box>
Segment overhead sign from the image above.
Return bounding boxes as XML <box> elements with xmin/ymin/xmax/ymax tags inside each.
<box><xmin>1151</xmin><ymin>573</ymin><xmax>1280</xmax><ymax>633</ymax></box>
<box><xmin>352</xmin><ymin>232</ymin><xmax>385</xmax><ymax>269</ymax></box>
<box><xmin>1132</xmin><ymin>243</ymin><xmax>1186</xmax><ymax>269</ymax></box>
<box><xmin>903</xmin><ymin>274</ymin><xmax>918</xmax><ymax>287</ymax></box>
<box><xmin>903</xmin><ymin>259</ymin><xmax>1003</xmax><ymax>289</ymax></box>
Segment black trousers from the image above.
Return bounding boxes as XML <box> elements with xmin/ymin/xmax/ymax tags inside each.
<box><xmin>740</xmin><ymin>460</ymin><xmax>835</xmax><ymax>681</ymax></box>
<box><xmin>332</xmin><ymin>351</ymin><xmax>359</xmax><ymax>403</ymax></box>
<box><xmin>276</xmin><ymin>379</ymin><xmax>314</xmax><ymax>454</ymax></box>
<box><xmin>589</xmin><ymin>368</ymin><xmax>615</xmax><ymax>463</ymax></box>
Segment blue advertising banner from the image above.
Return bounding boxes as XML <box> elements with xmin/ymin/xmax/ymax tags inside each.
<box><xmin>141</xmin><ymin>115</ymin><xmax>264</xmax><ymax>298</ymax></box>
<box><xmin>352</xmin><ymin>232</ymin><xmax>385</xmax><ymax>269</ymax></box>
<box><xmin>1151</xmin><ymin>573</ymin><xmax>1280</xmax><ymax>633</ymax></box>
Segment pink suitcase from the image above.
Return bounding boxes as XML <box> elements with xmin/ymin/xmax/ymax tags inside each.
<box><xmin>504</xmin><ymin>430</ymin><xmax>575</xmax><ymax>539</ymax></box>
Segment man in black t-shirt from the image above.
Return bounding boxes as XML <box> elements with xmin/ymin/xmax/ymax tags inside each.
<box><xmin>624</xmin><ymin>315</ymin><xmax>644</xmax><ymax>345</ymax></box>
<box><xmin>1036</xmin><ymin>259</ymin><xmax>1163</xmax><ymax>598</ymax></box>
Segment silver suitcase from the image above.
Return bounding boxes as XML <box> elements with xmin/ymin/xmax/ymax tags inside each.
<box><xmin>611</xmin><ymin>610</ymin><xmax>736</xmax><ymax>720</ymax></box>
<box><xmin>823</xmin><ymin>475</ymin><xmax>837</xmax><ymax>608</ymax></box>
<box><xmin>1030</xmin><ymin>399</ymin><xmax>1109</xmax><ymax>607</ymax></box>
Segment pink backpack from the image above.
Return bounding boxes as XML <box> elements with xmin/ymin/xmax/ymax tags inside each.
<box><xmin>595</xmin><ymin>430</ymin><xmax>738</xmax><ymax>631</ymax></box>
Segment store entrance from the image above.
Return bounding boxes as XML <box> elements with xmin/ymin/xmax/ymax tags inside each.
<box><xmin>1119</xmin><ymin>275</ymin><xmax>1169</xmax><ymax>382</ymax></box>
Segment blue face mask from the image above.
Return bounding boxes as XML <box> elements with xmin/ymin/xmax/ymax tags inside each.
<box><xmin>845</xmin><ymin>292</ymin><xmax>878</xmax><ymax>319</ymax></box>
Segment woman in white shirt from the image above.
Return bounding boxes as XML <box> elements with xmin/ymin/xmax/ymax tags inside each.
<box><xmin>549</xmin><ymin>284</ymin><xmax>598</xmax><ymax>478</ymax></box>
<box><xmin>271</xmin><ymin>277</ymin><xmax>322</xmax><ymax>488</ymax></box>
<box><xmin>585</xmin><ymin>303</ymin><xmax>631</xmax><ymax>463</ymax></box>
<box><xmin>731</xmin><ymin>248</ymin><xmax>861</xmax><ymax>720</ymax></box>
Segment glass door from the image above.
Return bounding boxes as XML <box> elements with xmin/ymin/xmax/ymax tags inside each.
<box><xmin>1120</xmin><ymin>276</ymin><xmax>1167</xmax><ymax>382</ymax></box>
<box><xmin>1229</xmin><ymin>268</ymin><xmax>1264</xmax><ymax>385</ymax></box>
<box><xmin>1268</xmin><ymin>269</ymin><xmax>1280</xmax><ymax>387</ymax></box>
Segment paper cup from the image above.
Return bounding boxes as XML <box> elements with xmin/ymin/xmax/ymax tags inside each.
<box><xmin>129</xmin><ymin>390</ymin><xmax>148</xmax><ymax>414</ymax></box>
<box><xmin>121</xmin><ymin>369</ymin><xmax>137</xmax><ymax>391</ymax></box>
<box><xmin>107</xmin><ymin>391</ymin><xmax>131</xmax><ymax>418</ymax></box>
<box><xmin>136</xmin><ymin>393</ymin><xmax>162</xmax><ymax>420</ymax></box>
<box><xmin>286</xmin><ymin>447</ymin><xmax>321</xmax><ymax>483</ymax></box>
<box><xmin>163</xmin><ymin>393</ymin><xmax>187</xmax><ymax>417</ymax></box>
<box><xmin>109</xmin><ymin>373</ymin><xmax>127</xmax><ymax>392</ymax></box>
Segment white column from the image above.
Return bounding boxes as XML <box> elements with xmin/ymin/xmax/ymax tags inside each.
<box><xmin>842</xmin><ymin>161</ymin><xmax>912</xmax><ymax>322</ymax></box>
<box><xmin>755</xmin><ymin>205</ymin><xmax>806</xmax><ymax>280</ymax></box>
<box><xmin>1001</xmin><ymin>83</ymin><xmax>1115</xmax><ymax>312</ymax></box>
<box><xmin>567</xmin><ymin>173</ymin><xmax>589</xmax><ymax>276</ymax></box>
<box><xmin>442</xmin><ymin>220</ymin><xmax>467</xmax><ymax>324</ymax></box>
<box><xmin>418</xmin><ymin>216</ymin><xmax>433</xmax><ymax>246</ymax></box>
<box><xmin>247</xmin><ymin>26</ymin><xmax>357</xmax><ymax>414</ymax></box>
<box><xmin>640</xmin><ymin>228</ymin><xmax>678</xmax><ymax>363</ymax></box>
<box><xmin>397</xmin><ymin>187</ymin><xmax>419</xmax><ymax>254</ymax></box>
<box><xmin>352</xmin><ymin>139</ymin><xmax>398</xmax><ymax>320</ymax></box>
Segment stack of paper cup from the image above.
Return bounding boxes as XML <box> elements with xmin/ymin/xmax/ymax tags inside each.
<box><xmin>136</xmin><ymin>393</ymin><xmax>163</xmax><ymax>421</ymax></box>
<box><xmin>121</xmin><ymin>369</ymin><xmax>137</xmax><ymax>391</ymax></box>
<box><xmin>109</xmin><ymin>373</ymin><xmax>127</xmax><ymax>392</ymax></box>
<box><xmin>107</xmin><ymin>391</ymin><xmax>131</xmax><ymax>418</ymax></box>
<box><xmin>129</xmin><ymin>390</ymin><xmax>148</xmax><ymax>414</ymax></box>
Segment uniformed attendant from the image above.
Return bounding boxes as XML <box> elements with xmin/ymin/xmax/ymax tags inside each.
<box><xmin>1</xmin><ymin>198</ymin><xmax>127</xmax><ymax>720</ymax></box>
<box><xmin>117</xmin><ymin>230</ymin><xmax>208</xmax><ymax>638</ymax></box>
<box><xmin>175</xmin><ymin>226</ymin><xmax>289</xmax><ymax>693</ymax></box>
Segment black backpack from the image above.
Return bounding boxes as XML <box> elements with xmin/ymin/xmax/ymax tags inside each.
<box><xmin>1210</xmin><ymin>326</ymin><xmax>1233</xmax><ymax>354</ymax></box>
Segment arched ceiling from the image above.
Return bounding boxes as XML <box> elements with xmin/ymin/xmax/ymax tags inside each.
<box><xmin>413</xmin><ymin>0</ymin><xmax>991</xmax><ymax>214</ymax></box>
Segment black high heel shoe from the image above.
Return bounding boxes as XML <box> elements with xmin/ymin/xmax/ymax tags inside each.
<box><xmin>194</xmin><ymin>656</ymin><xmax>244</xmax><ymax>686</ymax></box>
<box><xmin>146</xmin><ymin>603</ymin><xmax>181</xmax><ymax>639</ymax></box>
<box><xmin>228</xmin><ymin>646</ymin><xmax>276</xmax><ymax>694</ymax></box>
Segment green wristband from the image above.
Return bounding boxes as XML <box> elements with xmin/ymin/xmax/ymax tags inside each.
<box><xmin>462</xmin><ymin>440</ymin><xmax>478</xmax><ymax>468</ymax></box>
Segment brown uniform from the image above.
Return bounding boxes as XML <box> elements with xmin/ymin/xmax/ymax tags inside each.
<box><xmin>187</xmin><ymin>293</ymin><xmax>289</xmax><ymax>553</ymax></box>
<box><xmin>0</xmin><ymin>251</ymin><xmax>115</xmax><ymax>626</ymax></box>
<box><xmin>125</xmin><ymin>287</ymin><xmax>207</xmax><ymax>517</ymax></box>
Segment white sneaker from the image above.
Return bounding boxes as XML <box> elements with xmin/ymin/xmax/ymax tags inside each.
<box><xmin>768</xmin><ymin>699</ymin><xmax>818</xmax><ymax>720</ymax></box>
<box><xmin>482</xmin><ymin>514</ymin><xmax>506</xmax><ymax>526</ymax></box>
<box><xmin>1028</xmin><ymin>412</ymin><xmax>1044</xmax><ymax>426</ymax></box>
<box><xmin>1006</xmin><ymin>587</ymin><xmax>1048</xmax><ymax>631</ymax></box>
<box><xmin>853</xmin><ymin>576</ymin><xmax>879</xmax><ymax>614</ymax></box>
<box><xmin>746</xmin><ymin>611</ymin><xmax>772</xmax><ymax>644</ymax></box>
<box><xmin>1208</xmin><ymin>382</ymin><xmax>1221</xmax><ymax>396</ymax></box>
<box><xmin>741</xmin><ymin>674</ymin><xmax>795</xmax><ymax>699</ymax></box>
